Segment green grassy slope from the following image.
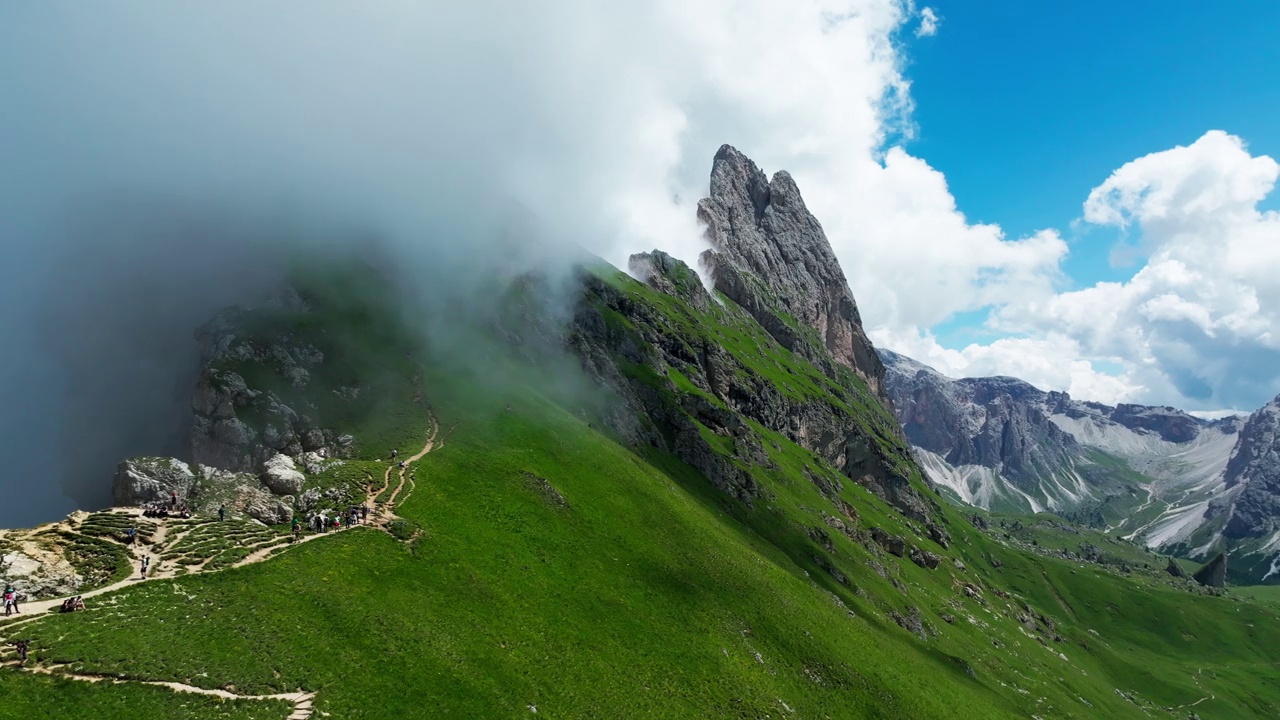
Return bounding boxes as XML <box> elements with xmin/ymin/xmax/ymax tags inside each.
<box><xmin>0</xmin><ymin>672</ymin><xmax>290</xmax><ymax>720</ymax></box>
<box><xmin>5</xmin><ymin>262</ymin><xmax>1280</xmax><ymax>719</ymax></box>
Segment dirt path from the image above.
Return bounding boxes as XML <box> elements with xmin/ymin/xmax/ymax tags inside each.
<box><xmin>0</xmin><ymin>414</ymin><xmax>440</xmax><ymax>719</ymax></box>
<box><xmin>5</xmin><ymin>662</ymin><xmax>316</xmax><ymax>719</ymax></box>
<box><xmin>369</xmin><ymin>417</ymin><xmax>437</xmax><ymax>527</ymax></box>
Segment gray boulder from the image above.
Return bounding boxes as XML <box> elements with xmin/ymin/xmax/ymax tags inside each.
<box><xmin>870</xmin><ymin>527</ymin><xmax>906</xmax><ymax>557</ymax></box>
<box><xmin>1192</xmin><ymin>552</ymin><xmax>1228</xmax><ymax>588</ymax></box>
<box><xmin>241</xmin><ymin>488</ymin><xmax>294</xmax><ymax>525</ymax></box>
<box><xmin>113</xmin><ymin>457</ymin><xmax>196</xmax><ymax>506</ymax></box>
<box><xmin>909</xmin><ymin>545</ymin><xmax>941</xmax><ymax>570</ymax></box>
<box><xmin>261</xmin><ymin>454</ymin><xmax>306</xmax><ymax>496</ymax></box>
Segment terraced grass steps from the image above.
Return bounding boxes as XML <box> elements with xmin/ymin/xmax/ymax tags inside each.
<box><xmin>0</xmin><ymin>413</ymin><xmax>442</xmax><ymax>718</ymax></box>
<box><xmin>163</xmin><ymin>521</ymin><xmax>286</xmax><ymax>568</ymax></box>
<box><xmin>75</xmin><ymin>512</ymin><xmax>158</xmax><ymax>544</ymax></box>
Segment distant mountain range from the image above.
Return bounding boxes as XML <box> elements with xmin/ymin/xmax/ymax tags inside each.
<box><xmin>879</xmin><ymin>349</ymin><xmax>1280</xmax><ymax>583</ymax></box>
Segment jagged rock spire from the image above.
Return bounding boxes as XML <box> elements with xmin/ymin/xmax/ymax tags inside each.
<box><xmin>696</xmin><ymin>145</ymin><xmax>889</xmax><ymax>402</ymax></box>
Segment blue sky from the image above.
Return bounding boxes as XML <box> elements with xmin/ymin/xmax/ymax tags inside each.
<box><xmin>910</xmin><ymin>1</ymin><xmax>1280</xmax><ymax>241</ymax></box>
<box><xmin>906</xmin><ymin>1</ymin><xmax>1280</xmax><ymax>348</ymax></box>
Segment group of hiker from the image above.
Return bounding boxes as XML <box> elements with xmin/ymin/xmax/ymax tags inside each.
<box><xmin>302</xmin><ymin>504</ymin><xmax>370</xmax><ymax>536</ymax></box>
<box><xmin>3</xmin><ymin>585</ymin><xmax>19</xmax><ymax>616</ymax></box>
<box><xmin>59</xmin><ymin>596</ymin><xmax>85</xmax><ymax>613</ymax></box>
<box><xmin>142</xmin><ymin>501</ymin><xmax>191</xmax><ymax>519</ymax></box>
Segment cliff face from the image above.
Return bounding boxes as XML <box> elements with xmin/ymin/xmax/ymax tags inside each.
<box><xmin>877</xmin><ymin>349</ymin><xmax>1243</xmax><ymax>524</ymax></box>
<box><xmin>697</xmin><ymin>145</ymin><xmax>890</xmax><ymax>405</ymax></box>
<box><xmin>880</xmin><ymin>351</ymin><xmax>1079</xmax><ymax>494</ymax></box>
<box><xmin>1222</xmin><ymin>396</ymin><xmax>1280</xmax><ymax>540</ymax></box>
<box><xmin>535</xmin><ymin>146</ymin><xmax>935</xmax><ymax>524</ymax></box>
<box><xmin>190</xmin><ymin>292</ymin><xmax>353</xmax><ymax>473</ymax></box>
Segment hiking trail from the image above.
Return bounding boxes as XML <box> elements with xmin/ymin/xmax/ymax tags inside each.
<box><xmin>0</xmin><ymin>415</ymin><xmax>439</xmax><ymax>719</ymax></box>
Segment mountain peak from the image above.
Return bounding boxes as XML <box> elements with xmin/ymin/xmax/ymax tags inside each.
<box><xmin>697</xmin><ymin>146</ymin><xmax>887</xmax><ymax>401</ymax></box>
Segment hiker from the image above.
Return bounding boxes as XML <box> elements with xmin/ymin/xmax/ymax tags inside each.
<box><xmin>360</xmin><ymin>504</ymin><xmax>369</xmax><ymax>522</ymax></box>
<box><xmin>390</xmin><ymin>448</ymin><xmax>398</xmax><ymax>460</ymax></box>
<box><xmin>126</xmin><ymin>526</ymin><xmax>137</xmax><ymax>545</ymax></box>
<box><xmin>333</xmin><ymin>515</ymin><xmax>341</xmax><ymax>531</ymax></box>
<box><xmin>170</xmin><ymin>490</ymin><xmax>178</xmax><ymax>509</ymax></box>
<box><xmin>140</xmin><ymin>556</ymin><xmax>150</xmax><ymax>579</ymax></box>
<box><xmin>219</xmin><ymin>504</ymin><xmax>226</xmax><ymax>522</ymax></box>
<box><xmin>13</xmin><ymin>639</ymin><xmax>29</xmax><ymax>664</ymax></box>
<box><xmin>3</xmin><ymin>585</ymin><xmax>17</xmax><ymax>616</ymax></box>
<box><xmin>398</xmin><ymin>460</ymin><xmax>406</xmax><ymax>470</ymax></box>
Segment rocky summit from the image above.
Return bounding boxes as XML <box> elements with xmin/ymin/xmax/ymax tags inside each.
<box><xmin>698</xmin><ymin>145</ymin><xmax>890</xmax><ymax>403</ymax></box>
<box><xmin>565</xmin><ymin>146</ymin><xmax>930</xmax><ymax>523</ymax></box>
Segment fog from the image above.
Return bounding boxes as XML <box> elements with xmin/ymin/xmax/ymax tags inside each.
<box><xmin>0</xmin><ymin>3</ymin><xmax>697</xmax><ymax>526</ymax></box>
<box><xmin>0</xmin><ymin>2</ymin><xmax>919</xmax><ymax>527</ymax></box>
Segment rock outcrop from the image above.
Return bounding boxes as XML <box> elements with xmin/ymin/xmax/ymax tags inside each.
<box><xmin>113</xmin><ymin>457</ymin><xmax>197</xmax><ymax>506</ymax></box>
<box><xmin>697</xmin><ymin>145</ymin><xmax>890</xmax><ymax>403</ymax></box>
<box><xmin>261</xmin><ymin>454</ymin><xmax>306</xmax><ymax>496</ymax></box>
<box><xmin>190</xmin><ymin>303</ymin><xmax>352</xmax><ymax>474</ymax></box>
<box><xmin>870</xmin><ymin>527</ymin><xmax>907</xmax><ymax>557</ymax></box>
<box><xmin>558</xmin><ymin>149</ymin><xmax>931</xmax><ymax>522</ymax></box>
<box><xmin>112</xmin><ymin>456</ymin><xmax>300</xmax><ymax>525</ymax></box>
<box><xmin>1192</xmin><ymin>552</ymin><xmax>1228</xmax><ymax>587</ymax></box>
<box><xmin>1222</xmin><ymin>395</ymin><xmax>1280</xmax><ymax>540</ymax></box>
<box><xmin>1</xmin><ymin>544</ymin><xmax>85</xmax><ymax>599</ymax></box>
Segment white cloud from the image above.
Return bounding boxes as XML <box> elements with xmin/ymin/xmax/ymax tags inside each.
<box><xmin>1188</xmin><ymin>409</ymin><xmax>1251</xmax><ymax>420</ymax></box>
<box><xmin>917</xmin><ymin>7</ymin><xmax>941</xmax><ymax>37</ymax></box>
<box><xmin>7</xmin><ymin>4</ymin><xmax>1278</xmax><ymax>419</ymax></box>
<box><xmin>875</xmin><ymin>325</ymin><xmax>1143</xmax><ymax>405</ymax></box>
<box><xmin>2</xmin><ymin>0</ymin><xmax>1065</xmax><ymax>347</ymax></box>
<box><xmin>928</xmin><ymin>131</ymin><xmax>1280</xmax><ymax>412</ymax></box>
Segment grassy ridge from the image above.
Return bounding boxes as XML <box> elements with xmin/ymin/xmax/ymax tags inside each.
<box><xmin>16</xmin><ymin>385</ymin><xmax>1027</xmax><ymax>719</ymax></box>
<box><xmin>6</xmin><ymin>263</ymin><xmax>1280</xmax><ymax>718</ymax></box>
<box><xmin>14</xmin><ymin>373</ymin><xmax>1279</xmax><ymax>717</ymax></box>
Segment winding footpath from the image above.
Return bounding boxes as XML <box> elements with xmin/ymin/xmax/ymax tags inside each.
<box><xmin>0</xmin><ymin>417</ymin><xmax>439</xmax><ymax>720</ymax></box>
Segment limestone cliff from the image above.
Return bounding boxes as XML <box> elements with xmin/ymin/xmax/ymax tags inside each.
<box><xmin>697</xmin><ymin>145</ymin><xmax>890</xmax><ymax>405</ymax></box>
<box><xmin>1222</xmin><ymin>396</ymin><xmax>1280</xmax><ymax>540</ymax></box>
<box><xmin>542</xmin><ymin>146</ymin><xmax>935</xmax><ymax>524</ymax></box>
